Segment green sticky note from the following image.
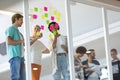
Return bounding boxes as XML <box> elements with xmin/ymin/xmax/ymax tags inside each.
<box><xmin>44</xmin><ymin>13</ymin><xmax>48</xmax><ymax>18</ymax></box>
<box><xmin>53</xmin><ymin>31</ymin><xmax>57</xmax><ymax>36</ymax></box>
<box><xmin>34</xmin><ymin>7</ymin><xmax>38</xmax><ymax>12</ymax></box>
<box><xmin>46</xmin><ymin>20</ymin><xmax>50</xmax><ymax>24</ymax></box>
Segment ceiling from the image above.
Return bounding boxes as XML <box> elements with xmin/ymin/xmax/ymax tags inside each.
<box><xmin>94</xmin><ymin>0</ymin><xmax>120</xmax><ymax>8</ymax></box>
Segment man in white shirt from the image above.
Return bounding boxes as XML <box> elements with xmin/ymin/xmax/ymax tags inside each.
<box><xmin>82</xmin><ymin>49</ymin><xmax>101</xmax><ymax>80</ymax></box>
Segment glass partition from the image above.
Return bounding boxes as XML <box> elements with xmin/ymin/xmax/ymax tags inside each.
<box><xmin>70</xmin><ymin>2</ymin><xmax>108</xmax><ymax>80</ymax></box>
<box><xmin>107</xmin><ymin>9</ymin><xmax>120</xmax><ymax>80</ymax></box>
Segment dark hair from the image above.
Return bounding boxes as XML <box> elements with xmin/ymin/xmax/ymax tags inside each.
<box><xmin>12</xmin><ymin>13</ymin><xmax>23</xmax><ymax>24</ymax></box>
<box><xmin>48</xmin><ymin>22</ymin><xmax>60</xmax><ymax>33</ymax></box>
<box><xmin>76</xmin><ymin>46</ymin><xmax>87</xmax><ymax>54</ymax></box>
<box><xmin>111</xmin><ymin>48</ymin><xmax>117</xmax><ymax>54</ymax></box>
<box><xmin>88</xmin><ymin>49</ymin><xmax>95</xmax><ymax>51</ymax></box>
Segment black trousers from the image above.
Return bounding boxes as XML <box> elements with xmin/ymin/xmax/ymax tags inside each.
<box><xmin>113</xmin><ymin>73</ymin><xmax>120</xmax><ymax>80</ymax></box>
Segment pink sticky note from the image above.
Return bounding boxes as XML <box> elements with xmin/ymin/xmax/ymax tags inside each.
<box><xmin>55</xmin><ymin>23</ymin><xmax>59</xmax><ymax>28</ymax></box>
<box><xmin>44</xmin><ymin>7</ymin><xmax>48</xmax><ymax>11</ymax></box>
<box><xmin>50</xmin><ymin>25</ymin><xmax>53</xmax><ymax>31</ymax></box>
<box><xmin>51</xmin><ymin>16</ymin><xmax>54</xmax><ymax>21</ymax></box>
<box><xmin>40</xmin><ymin>25</ymin><xmax>44</xmax><ymax>30</ymax></box>
<box><xmin>32</xmin><ymin>14</ymin><xmax>37</xmax><ymax>19</ymax></box>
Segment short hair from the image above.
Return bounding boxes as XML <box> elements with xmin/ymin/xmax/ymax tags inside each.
<box><xmin>76</xmin><ymin>46</ymin><xmax>87</xmax><ymax>54</ymax></box>
<box><xmin>12</xmin><ymin>13</ymin><xmax>23</xmax><ymax>24</ymax></box>
<box><xmin>48</xmin><ymin>22</ymin><xmax>60</xmax><ymax>33</ymax></box>
<box><xmin>111</xmin><ymin>48</ymin><xmax>117</xmax><ymax>54</ymax></box>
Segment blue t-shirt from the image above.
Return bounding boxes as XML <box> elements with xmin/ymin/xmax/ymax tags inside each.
<box><xmin>5</xmin><ymin>25</ymin><xmax>23</xmax><ymax>60</ymax></box>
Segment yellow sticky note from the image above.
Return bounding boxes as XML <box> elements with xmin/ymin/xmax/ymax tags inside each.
<box><xmin>36</xmin><ymin>31</ymin><xmax>40</xmax><ymax>36</ymax></box>
<box><xmin>57</xmin><ymin>13</ymin><xmax>61</xmax><ymax>18</ymax></box>
<box><xmin>41</xmin><ymin>15</ymin><xmax>45</xmax><ymax>20</ymax></box>
<box><xmin>53</xmin><ymin>10</ymin><xmax>57</xmax><ymax>15</ymax></box>
<box><xmin>49</xmin><ymin>34</ymin><xmax>53</xmax><ymax>39</ymax></box>
<box><xmin>56</xmin><ymin>17</ymin><xmax>60</xmax><ymax>22</ymax></box>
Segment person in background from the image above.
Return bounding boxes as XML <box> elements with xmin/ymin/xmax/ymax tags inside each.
<box><xmin>87</xmin><ymin>49</ymin><xmax>96</xmax><ymax>59</ymax></box>
<box><xmin>74</xmin><ymin>46</ymin><xmax>87</xmax><ymax>80</ymax></box>
<box><xmin>5</xmin><ymin>13</ymin><xmax>25</xmax><ymax>80</ymax></box>
<box><xmin>48</xmin><ymin>22</ymin><xmax>70</xmax><ymax>80</ymax></box>
<box><xmin>111</xmin><ymin>48</ymin><xmax>120</xmax><ymax>80</ymax></box>
<box><xmin>82</xmin><ymin>49</ymin><xmax>101</xmax><ymax>80</ymax></box>
<box><xmin>30</xmin><ymin>25</ymin><xmax>49</xmax><ymax>80</ymax></box>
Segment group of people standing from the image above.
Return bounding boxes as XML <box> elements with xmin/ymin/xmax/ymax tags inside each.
<box><xmin>5</xmin><ymin>13</ymin><xmax>120</xmax><ymax>80</ymax></box>
<box><xmin>5</xmin><ymin>13</ymin><xmax>69</xmax><ymax>80</ymax></box>
<box><xmin>74</xmin><ymin>47</ymin><xmax>101</xmax><ymax>80</ymax></box>
<box><xmin>74</xmin><ymin>47</ymin><xmax>120</xmax><ymax>80</ymax></box>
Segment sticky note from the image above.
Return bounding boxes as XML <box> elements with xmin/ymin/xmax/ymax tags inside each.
<box><xmin>44</xmin><ymin>13</ymin><xmax>48</xmax><ymax>18</ymax></box>
<box><xmin>34</xmin><ymin>7</ymin><xmax>38</xmax><ymax>12</ymax></box>
<box><xmin>57</xmin><ymin>13</ymin><xmax>61</xmax><ymax>18</ymax></box>
<box><xmin>50</xmin><ymin>25</ymin><xmax>53</xmax><ymax>31</ymax></box>
<box><xmin>32</xmin><ymin>14</ymin><xmax>37</xmax><ymax>19</ymax></box>
<box><xmin>56</xmin><ymin>17</ymin><xmax>60</xmax><ymax>22</ymax></box>
<box><xmin>53</xmin><ymin>10</ymin><xmax>57</xmax><ymax>15</ymax></box>
<box><xmin>55</xmin><ymin>23</ymin><xmax>59</xmax><ymax>28</ymax></box>
<box><xmin>44</xmin><ymin>6</ymin><xmax>48</xmax><ymax>11</ymax></box>
<box><xmin>41</xmin><ymin>15</ymin><xmax>45</xmax><ymax>20</ymax></box>
<box><xmin>46</xmin><ymin>20</ymin><xmax>50</xmax><ymax>24</ymax></box>
<box><xmin>53</xmin><ymin>31</ymin><xmax>57</xmax><ymax>36</ymax></box>
<box><xmin>36</xmin><ymin>31</ymin><xmax>40</xmax><ymax>36</ymax></box>
<box><xmin>49</xmin><ymin>34</ymin><xmax>53</xmax><ymax>39</ymax></box>
<box><xmin>40</xmin><ymin>25</ymin><xmax>44</xmax><ymax>30</ymax></box>
<box><xmin>51</xmin><ymin>16</ymin><xmax>54</xmax><ymax>21</ymax></box>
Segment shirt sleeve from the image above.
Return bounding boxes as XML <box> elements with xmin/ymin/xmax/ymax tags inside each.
<box><xmin>5</xmin><ymin>27</ymin><xmax>14</xmax><ymax>38</ymax></box>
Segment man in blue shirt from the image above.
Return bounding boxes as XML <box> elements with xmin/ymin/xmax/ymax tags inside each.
<box><xmin>5</xmin><ymin>13</ymin><xmax>25</xmax><ymax>80</ymax></box>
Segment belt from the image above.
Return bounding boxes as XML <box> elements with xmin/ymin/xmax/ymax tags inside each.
<box><xmin>57</xmin><ymin>53</ymin><xmax>66</xmax><ymax>56</ymax></box>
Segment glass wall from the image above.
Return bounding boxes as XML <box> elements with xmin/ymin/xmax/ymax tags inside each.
<box><xmin>69</xmin><ymin>1</ymin><xmax>114</xmax><ymax>80</ymax></box>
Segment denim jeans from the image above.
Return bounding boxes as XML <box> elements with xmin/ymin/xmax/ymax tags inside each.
<box><xmin>54</xmin><ymin>54</ymin><xmax>70</xmax><ymax>80</ymax></box>
<box><xmin>9</xmin><ymin>57</ymin><xmax>26</xmax><ymax>80</ymax></box>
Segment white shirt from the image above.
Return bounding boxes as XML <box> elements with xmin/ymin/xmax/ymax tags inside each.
<box><xmin>30</xmin><ymin>40</ymin><xmax>46</xmax><ymax>65</ymax></box>
<box><xmin>86</xmin><ymin>63</ymin><xmax>101</xmax><ymax>79</ymax></box>
<box><xmin>55</xmin><ymin>35</ymin><xmax>66</xmax><ymax>54</ymax></box>
<box><xmin>19</xmin><ymin>33</ymin><xmax>24</xmax><ymax>57</ymax></box>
